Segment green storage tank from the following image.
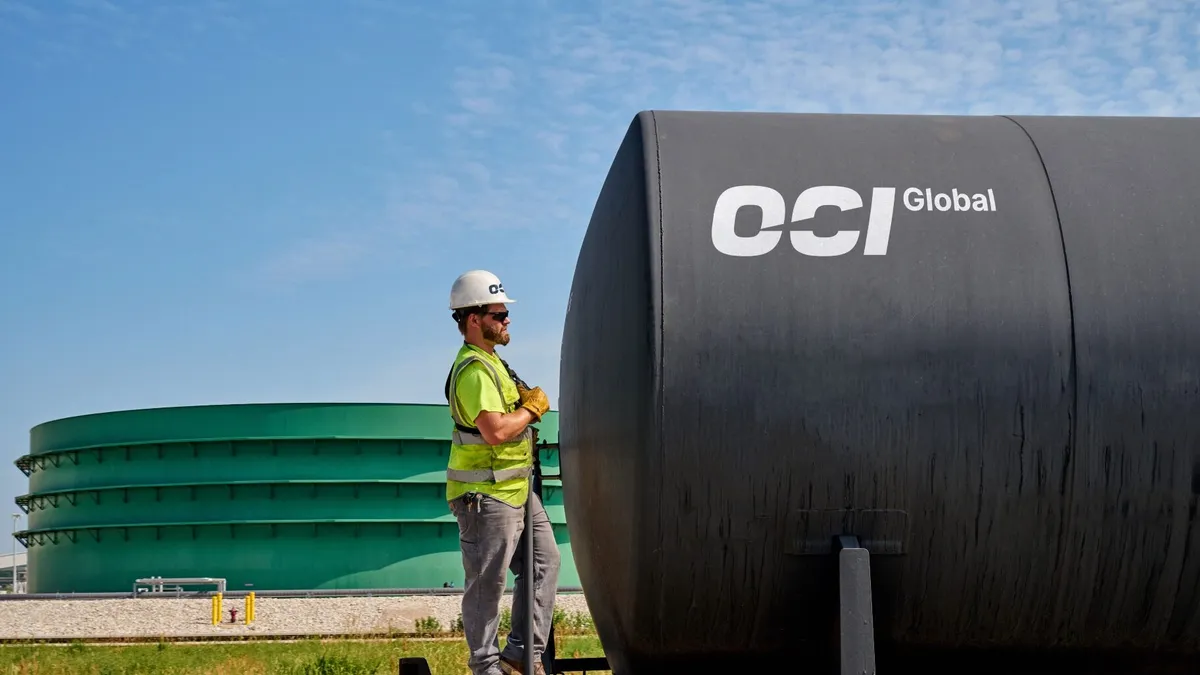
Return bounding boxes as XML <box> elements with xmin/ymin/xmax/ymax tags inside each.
<box><xmin>12</xmin><ymin>402</ymin><xmax>579</xmax><ymax>594</ymax></box>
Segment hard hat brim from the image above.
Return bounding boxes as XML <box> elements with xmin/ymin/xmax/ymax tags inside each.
<box><xmin>449</xmin><ymin>296</ymin><xmax>516</xmax><ymax>310</ymax></box>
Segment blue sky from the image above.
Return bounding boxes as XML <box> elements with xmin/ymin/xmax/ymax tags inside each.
<box><xmin>1</xmin><ymin>0</ymin><xmax>1197</xmax><ymax>546</ymax></box>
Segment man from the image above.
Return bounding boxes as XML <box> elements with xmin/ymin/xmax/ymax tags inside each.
<box><xmin>444</xmin><ymin>269</ymin><xmax>559</xmax><ymax>675</ymax></box>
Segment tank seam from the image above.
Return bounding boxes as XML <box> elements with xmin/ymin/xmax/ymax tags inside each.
<box><xmin>648</xmin><ymin>109</ymin><xmax>666</xmax><ymax>649</ymax></box>
<box><xmin>999</xmin><ymin>114</ymin><xmax>1078</xmax><ymax>603</ymax></box>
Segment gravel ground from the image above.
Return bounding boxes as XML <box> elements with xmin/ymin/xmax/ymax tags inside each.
<box><xmin>0</xmin><ymin>593</ymin><xmax>593</xmax><ymax>639</ymax></box>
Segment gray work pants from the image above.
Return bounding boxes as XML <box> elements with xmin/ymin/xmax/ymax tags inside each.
<box><xmin>451</xmin><ymin>490</ymin><xmax>561</xmax><ymax>675</ymax></box>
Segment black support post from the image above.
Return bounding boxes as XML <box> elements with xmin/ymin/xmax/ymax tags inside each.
<box><xmin>524</xmin><ymin>466</ymin><xmax>536</xmax><ymax>675</ymax></box>
<box><xmin>836</xmin><ymin>535</ymin><xmax>877</xmax><ymax>675</ymax></box>
<box><xmin>534</xmin><ymin>444</ymin><xmax>559</xmax><ymax>672</ymax></box>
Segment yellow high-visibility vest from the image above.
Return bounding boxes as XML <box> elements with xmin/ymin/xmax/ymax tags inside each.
<box><xmin>444</xmin><ymin>343</ymin><xmax>533</xmax><ymax>507</ymax></box>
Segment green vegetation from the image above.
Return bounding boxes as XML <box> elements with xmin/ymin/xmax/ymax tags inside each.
<box><xmin>425</xmin><ymin>608</ymin><xmax>595</xmax><ymax>637</ymax></box>
<box><xmin>0</xmin><ymin>633</ymin><xmax>607</xmax><ymax>674</ymax></box>
<box><xmin>0</xmin><ymin>610</ymin><xmax>604</xmax><ymax>674</ymax></box>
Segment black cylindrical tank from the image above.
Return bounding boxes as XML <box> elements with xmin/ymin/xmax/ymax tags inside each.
<box><xmin>558</xmin><ymin>111</ymin><xmax>1200</xmax><ymax>674</ymax></box>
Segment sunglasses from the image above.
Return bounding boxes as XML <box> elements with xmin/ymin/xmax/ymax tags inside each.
<box><xmin>483</xmin><ymin>311</ymin><xmax>509</xmax><ymax>322</ymax></box>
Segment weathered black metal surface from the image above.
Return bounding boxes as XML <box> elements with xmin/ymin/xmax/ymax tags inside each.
<box><xmin>557</xmin><ymin>110</ymin><xmax>1200</xmax><ymax>674</ymax></box>
<box><xmin>1007</xmin><ymin>116</ymin><xmax>1200</xmax><ymax>649</ymax></box>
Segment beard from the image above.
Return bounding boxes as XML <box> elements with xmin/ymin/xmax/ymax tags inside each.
<box><xmin>483</xmin><ymin>323</ymin><xmax>510</xmax><ymax>346</ymax></box>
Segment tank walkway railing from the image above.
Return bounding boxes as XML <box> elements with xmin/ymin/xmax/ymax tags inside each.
<box><xmin>133</xmin><ymin>576</ymin><xmax>227</xmax><ymax>595</ymax></box>
<box><xmin>13</xmin><ymin>514</ymin><xmax>563</xmax><ymax>547</ymax></box>
<box><xmin>13</xmin><ymin>477</ymin><xmax>570</xmax><ymax>514</ymax></box>
<box><xmin>13</xmin><ymin>432</ymin><xmax>561</xmax><ymax>476</ymax></box>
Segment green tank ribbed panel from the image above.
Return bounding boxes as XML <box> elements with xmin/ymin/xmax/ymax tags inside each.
<box><xmin>13</xmin><ymin>403</ymin><xmax>576</xmax><ymax>594</ymax></box>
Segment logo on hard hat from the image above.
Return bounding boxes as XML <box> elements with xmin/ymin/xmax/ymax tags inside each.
<box><xmin>710</xmin><ymin>184</ymin><xmax>997</xmax><ymax>258</ymax></box>
<box><xmin>489</xmin><ymin>283</ymin><xmax>504</xmax><ymax>295</ymax></box>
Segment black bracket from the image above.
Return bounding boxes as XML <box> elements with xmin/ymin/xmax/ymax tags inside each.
<box><xmin>399</xmin><ymin>654</ymin><xmax>610</xmax><ymax>674</ymax></box>
<box><xmin>835</xmin><ymin>535</ymin><xmax>877</xmax><ymax>675</ymax></box>
<box><xmin>397</xmin><ymin>657</ymin><xmax>431</xmax><ymax>675</ymax></box>
<box><xmin>549</xmin><ymin>656</ymin><xmax>611</xmax><ymax>673</ymax></box>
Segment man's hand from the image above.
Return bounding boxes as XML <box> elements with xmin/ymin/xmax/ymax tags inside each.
<box><xmin>472</xmin><ymin>385</ymin><xmax>549</xmax><ymax>444</ymax></box>
<box><xmin>519</xmin><ymin>386</ymin><xmax>551</xmax><ymax>421</ymax></box>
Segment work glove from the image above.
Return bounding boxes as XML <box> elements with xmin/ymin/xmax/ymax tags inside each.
<box><xmin>519</xmin><ymin>386</ymin><xmax>550</xmax><ymax>421</ymax></box>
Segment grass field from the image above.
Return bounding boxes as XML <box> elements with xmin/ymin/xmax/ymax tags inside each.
<box><xmin>0</xmin><ymin>635</ymin><xmax>608</xmax><ymax>674</ymax></box>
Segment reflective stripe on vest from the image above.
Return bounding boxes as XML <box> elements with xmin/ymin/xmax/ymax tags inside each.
<box><xmin>448</xmin><ymin>426</ymin><xmax>534</xmax><ymax>482</ymax></box>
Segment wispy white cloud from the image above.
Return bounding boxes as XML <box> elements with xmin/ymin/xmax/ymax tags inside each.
<box><xmin>70</xmin><ymin>0</ymin><xmax>122</xmax><ymax>14</ymax></box>
<box><xmin>0</xmin><ymin>0</ymin><xmax>39</xmax><ymax>21</ymax></box>
<box><xmin>451</xmin><ymin>63</ymin><xmax>516</xmax><ymax>118</ymax></box>
<box><xmin>0</xmin><ymin>0</ymin><xmax>252</xmax><ymax>64</ymax></box>
<box><xmin>386</xmin><ymin>0</ymin><xmax>1200</xmax><ymax>245</ymax></box>
<box><xmin>255</xmin><ymin>231</ymin><xmax>370</xmax><ymax>287</ymax></box>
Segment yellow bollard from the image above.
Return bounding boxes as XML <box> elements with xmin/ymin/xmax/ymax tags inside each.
<box><xmin>211</xmin><ymin>593</ymin><xmax>223</xmax><ymax>625</ymax></box>
<box><xmin>246</xmin><ymin>592</ymin><xmax>255</xmax><ymax>623</ymax></box>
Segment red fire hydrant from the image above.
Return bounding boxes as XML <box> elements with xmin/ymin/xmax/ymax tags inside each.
<box><xmin>230</xmin><ymin>608</ymin><xmax>238</xmax><ymax>623</ymax></box>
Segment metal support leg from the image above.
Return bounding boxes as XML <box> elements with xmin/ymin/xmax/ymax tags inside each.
<box><xmin>524</xmin><ymin>472</ymin><xmax>536</xmax><ymax>675</ymax></box>
<box><xmin>544</xmin><ymin>616</ymin><xmax>558</xmax><ymax>669</ymax></box>
<box><xmin>534</xmin><ymin>448</ymin><xmax>559</xmax><ymax>673</ymax></box>
<box><xmin>836</xmin><ymin>535</ymin><xmax>877</xmax><ymax>675</ymax></box>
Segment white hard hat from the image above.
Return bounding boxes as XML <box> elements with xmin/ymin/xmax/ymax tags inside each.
<box><xmin>449</xmin><ymin>270</ymin><xmax>517</xmax><ymax>310</ymax></box>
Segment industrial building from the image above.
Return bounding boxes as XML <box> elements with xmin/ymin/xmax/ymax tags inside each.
<box><xmin>1</xmin><ymin>552</ymin><xmax>27</xmax><ymax>594</ymax></box>
<box><xmin>11</xmin><ymin>402</ymin><xmax>578</xmax><ymax>594</ymax></box>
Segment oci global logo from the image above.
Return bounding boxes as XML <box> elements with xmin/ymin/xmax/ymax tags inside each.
<box><xmin>711</xmin><ymin>184</ymin><xmax>998</xmax><ymax>257</ymax></box>
<box><xmin>903</xmin><ymin>187</ymin><xmax>997</xmax><ymax>213</ymax></box>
